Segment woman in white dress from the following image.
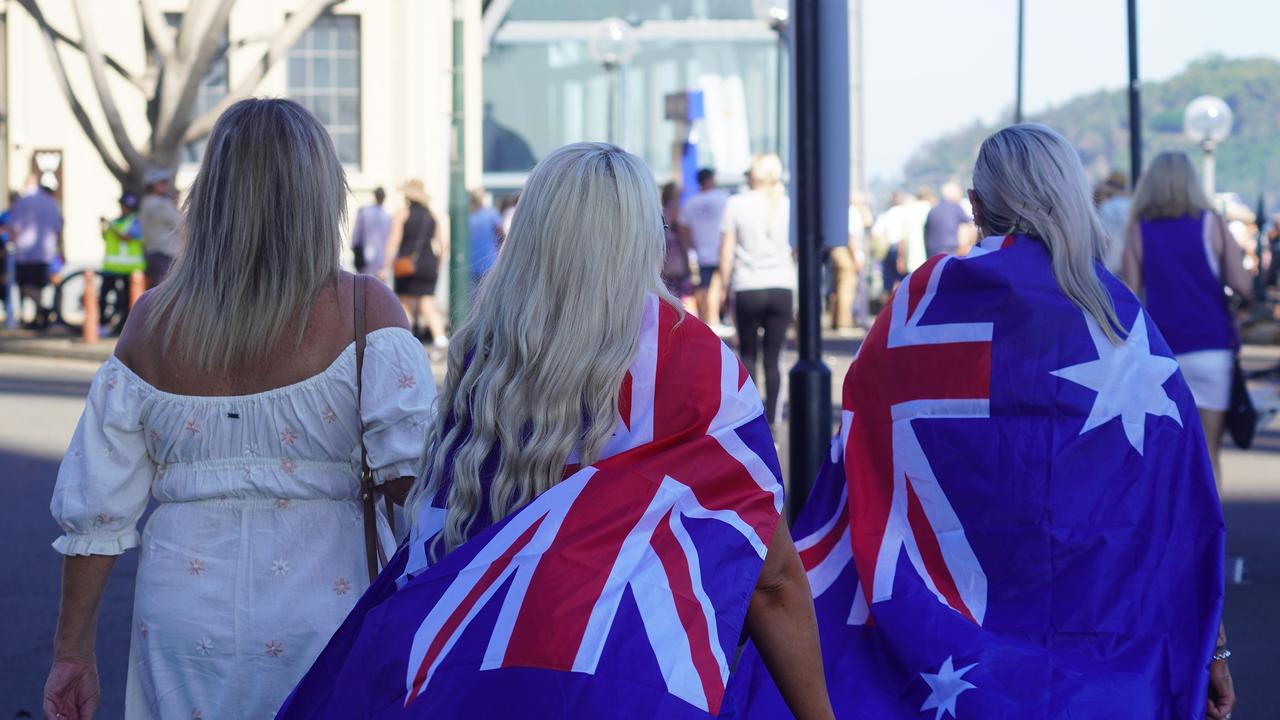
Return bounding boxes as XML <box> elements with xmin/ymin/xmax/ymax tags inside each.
<box><xmin>42</xmin><ymin>99</ymin><xmax>435</xmax><ymax>719</ymax></box>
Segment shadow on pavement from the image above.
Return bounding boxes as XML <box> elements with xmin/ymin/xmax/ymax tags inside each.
<box><xmin>1</xmin><ymin>449</ymin><xmax>136</xmax><ymax>718</ymax></box>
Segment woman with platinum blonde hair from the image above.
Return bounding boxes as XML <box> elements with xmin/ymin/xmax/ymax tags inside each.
<box><xmin>1122</xmin><ymin>150</ymin><xmax>1252</xmax><ymax>489</ymax></box>
<box><xmin>732</xmin><ymin>124</ymin><xmax>1229</xmax><ymax>719</ymax></box>
<box><xmin>720</xmin><ymin>152</ymin><xmax>795</xmax><ymax>424</ymax></box>
<box><xmin>282</xmin><ymin>143</ymin><xmax>833</xmax><ymax>719</ymax></box>
<box><xmin>44</xmin><ymin>98</ymin><xmax>435</xmax><ymax>719</ymax></box>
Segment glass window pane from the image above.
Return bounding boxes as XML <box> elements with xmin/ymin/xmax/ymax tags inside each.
<box><xmin>337</xmin><ymin>59</ymin><xmax>358</xmax><ymax>89</ymax></box>
<box><xmin>288</xmin><ymin>13</ymin><xmax>360</xmax><ymax>166</ymax></box>
<box><xmin>288</xmin><ymin>57</ymin><xmax>308</xmax><ymax>86</ymax></box>
<box><xmin>338</xmin><ymin>96</ymin><xmax>359</xmax><ymax>126</ymax></box>
<box><xmin>314</xmin><ymin>58</ymin><xmax>332</xmax><ymax>87</ymax></box>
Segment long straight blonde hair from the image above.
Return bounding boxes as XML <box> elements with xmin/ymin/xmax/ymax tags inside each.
<box><xmin>1130</xmin><ymin>151</ymin><xmax>1210</xmax><ymax>223</ymax></box>
<box><xmin>972</xmin><ymin>124</ymin><xmax>1126</xmax><ymax>343</ymax></box>
<box><xmin>408</xmin><ymin>142</ymin><xmax>678</xmax><ymax>553</ymax></box>
<box><xmin>146</xmin><ymin>98</ymin><xmax>347</xmax><ymax>370</ymax></box>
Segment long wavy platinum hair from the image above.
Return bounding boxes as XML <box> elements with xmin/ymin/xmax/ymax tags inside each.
<box><xmin>972</xmin><ymin>123</ymin><xmax>1126</xmax><ymax>343</ymax></box>
<box><xmin>146</xmin><ymin>98</ymin><xmax>346</xmax><ymax>370</ymax></box>
<box><xmin>408</xmin><ymin>142</ymin><xmax>677</xmax><ymax>553</ymax></box>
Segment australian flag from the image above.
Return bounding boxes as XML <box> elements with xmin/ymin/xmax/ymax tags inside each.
<box><xmin>726</xmin><ymin>236</ymin><xmax>1224</xmax><ymax>719</ymax></box>
<box><xmin>280</xmin><ymin>295</ymin><xmax>784</xmax><ymax>718</ymax></box>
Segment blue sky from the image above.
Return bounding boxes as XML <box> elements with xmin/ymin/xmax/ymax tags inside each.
<box><xmin>863</xmin><ymin>0</ymin><xmax>1280</xmax><ymax>181</ymax></box>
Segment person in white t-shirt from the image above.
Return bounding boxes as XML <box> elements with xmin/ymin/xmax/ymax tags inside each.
<box><xmin>680</xmin><ymin>168</ymin><xmax>731</xmax><ymax>326</ymax></box>
<box><xmin>720</xmin><ymin>154</ymin><xmax>795</xmax><ymax>424</ymax></box>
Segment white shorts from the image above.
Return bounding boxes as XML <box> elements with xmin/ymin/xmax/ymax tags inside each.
<box><xmin>1176</xmin><ymin>349</ymin><xmax>1233</xmax><ymax>412</ymax></box>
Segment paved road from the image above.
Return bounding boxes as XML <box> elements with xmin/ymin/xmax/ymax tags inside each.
<box><xmin>2</xmin><ymin>349</ymin><xmax>1278</xmax><ymax>718</ymax></box>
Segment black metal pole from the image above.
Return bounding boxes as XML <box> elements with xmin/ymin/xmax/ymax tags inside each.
<box><xmin>787</xmin><ymin>0</ymin><xmax>832</xmax><ymax>522</ymax></box>
<box><xmin>1127</xmin><ymin>0</ymin><xmax>1142</xmax><ymax>184</ymax></box>
<box><xmin>1014</xmin><ymin>0</ymin><xmax>1024</xmax><ymax>124</ymax></box>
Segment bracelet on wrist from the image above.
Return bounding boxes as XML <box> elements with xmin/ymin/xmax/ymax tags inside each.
<box><xmin>1211</xmin><ymin>648</ymin><xmax>1231</xmax><ymax>663</ymax></box>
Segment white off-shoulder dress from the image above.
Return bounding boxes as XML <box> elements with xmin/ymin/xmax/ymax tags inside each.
<box><xmin>50</xmin><ymin>327</ymin><xmax>435</xmax><ymax>719</ymax></box>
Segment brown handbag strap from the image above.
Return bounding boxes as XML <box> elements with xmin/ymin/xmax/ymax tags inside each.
<box><xmin>354</xmin><ymin>275</ymin><xmax>387</xmax><ymax>582</ymax></box>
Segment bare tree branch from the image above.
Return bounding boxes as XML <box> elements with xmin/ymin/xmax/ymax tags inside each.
<box><xmin>14</xmin><ymin>0</ymin><xmax>143</xmax><ymax>91</ymax></box>
<box><xmin>14</xmin><ymin>0</ymin><xmax>129</xmax><ymax>183</ymax></box>
<box><xmin>72</xmin><ymin>0</ymin><xmax>148</xmax><ymax>172</ymax></box>
<box><xmin>152</xmin><ymin>0</ymin><xmax>237</xmax><ymax>156</ymax></box>
<box><xmin>139</xmin><ymin>0</ymin><xmax>175</xmax><ymax>59</ymax></box>
<box><xmin>183</xmin><ymin>0</ymin><xmax>341</xmax><ymax>144</ymax></box>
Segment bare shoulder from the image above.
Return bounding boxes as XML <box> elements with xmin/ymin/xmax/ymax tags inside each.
<box><xmin>113</xmin><ymin>289</ymin><xmax>160</xmax><ymax>368</ymax></box>
<box><xmin>350</xmin><ymin>272</ymin><xmax>410</xmax><ymax>333</ymax></box>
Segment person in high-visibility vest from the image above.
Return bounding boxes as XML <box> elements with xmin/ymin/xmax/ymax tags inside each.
<box><xmin>100</xmin><ymin>193</ymin><xmax>144</xmax><ymax>334</ymax></box>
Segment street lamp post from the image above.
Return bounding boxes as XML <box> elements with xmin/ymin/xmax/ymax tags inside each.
<box><xmin>588</xmin><ymin>18</ymin><xmax>637</xmax><ymax>145</ymax></box>
<box><xmin>753</xmin><ymin>0</ymin><xmax>789</xmax><ymax>156</ymax></box>
<box><xmin>1183</xmin><ymin>95</ymin><xmax>1234</xmax><ymax>199</ymax></box>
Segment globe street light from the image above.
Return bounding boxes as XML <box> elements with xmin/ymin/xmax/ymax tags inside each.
<box><xmin>1183</xmin><ymin>95</ymin><xmax>1234</xmax><ymax>198</ymax></box>
<box><xmin>588</xmin><ymin>18</ymin><xmax>638</xmax><ymax>144</ymax></box>
<box><xmin>753</xmin><ymin>0</ymin><xmax>790</xmax><ymax>155</ymax></box>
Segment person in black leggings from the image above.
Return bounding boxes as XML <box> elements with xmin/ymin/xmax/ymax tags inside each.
<box><xmin>735</xmin><ymin>288</ymin><xmax>793</xmax><ymax>422</ymax></box>
<box><xmin>719</xmin><ymin>154</ymin><xmax>796</xmax><ymax>425</ymax></box>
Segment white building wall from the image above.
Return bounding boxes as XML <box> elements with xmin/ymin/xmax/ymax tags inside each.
<box><xmin>5</xmin><ymin>0</ymin><xmax>456</xmax><ymax>272</ymax></box>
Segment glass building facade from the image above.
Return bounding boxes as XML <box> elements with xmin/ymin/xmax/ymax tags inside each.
<box><xmin>482</xmin><ymin>0</ymin><xmax>786</xmax><ymax>189</ymax></box>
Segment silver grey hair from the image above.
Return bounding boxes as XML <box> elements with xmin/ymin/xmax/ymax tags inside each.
<box><xmin>146</xmin><ymin>98</ymin><xmax>347</xmax><ymax>370</ymax></box>
<box><xmin>407</xmin><ymin>142</ymin><xmax>679</xmax><ymax>554</ymax></box>
<box><xmin>972</xmin><ymin>123</ymin><xmax>1126</xmax><ymax>343</ymax></box>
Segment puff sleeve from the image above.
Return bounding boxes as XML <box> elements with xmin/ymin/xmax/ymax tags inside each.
<box><xmin>50</xmin><ymin>359</ymin><xmax>155</xmax><ymax>556</ymax></box>
<box><xmin>355</xmin><ymin>329</ymin><xmax>437</xmax><ymax>484</ymax></box>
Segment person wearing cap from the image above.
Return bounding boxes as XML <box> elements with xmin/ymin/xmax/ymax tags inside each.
<box><xmin>139</xmin><ymin>167</ymin><xmax>182</xmax><ymax>288</ymax></box>
<box><xmin>99</xmin><ymin>193</ymin><xmax>144</xmax><ymax>334</ymax></box>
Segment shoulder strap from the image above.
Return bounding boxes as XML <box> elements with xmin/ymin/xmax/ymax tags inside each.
<box><xmin>354</xmin><ymin>276</ymin><xmax>386</xmax><ymax>582</ymax></box>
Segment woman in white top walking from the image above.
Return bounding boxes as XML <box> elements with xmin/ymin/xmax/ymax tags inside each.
<box><xmin>720</xmin><ymin>154</ymin><xmax>796</xmax><ymax>424</ymax></box>
<box><xmin>43</xmin><ymin>98</ymin><xmax>436</xmax><ymax>719</ymax></box>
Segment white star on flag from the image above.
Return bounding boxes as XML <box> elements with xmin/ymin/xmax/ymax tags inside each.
<box><xmin>1050</xmin><ymin>309</ymin><xmax>1181</xmax><ymax>454</ymax></box>
<box><xmin>920</xmin><ymin>655</ymin><xmax>977</xmax><ymax>720</ymax></box>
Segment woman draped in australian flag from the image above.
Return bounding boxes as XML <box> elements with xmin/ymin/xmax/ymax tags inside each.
<box><xmin>727</xmin><ymin>125</ymin><xmax>1233</xmax><ymax>719</ymax></box>
<box><xmin>279</xmin><ymin>142</ymin><xmax>835</xmax><ymax>719</ymax></box>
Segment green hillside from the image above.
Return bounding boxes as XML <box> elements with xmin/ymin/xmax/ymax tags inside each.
<box><xmin>900</xmin><ymin>56</ymin><xmax>1280</xmax><ymax>205</ymax></box>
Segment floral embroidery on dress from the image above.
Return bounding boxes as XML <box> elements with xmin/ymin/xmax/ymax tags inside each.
<box><xmin>275</xmin><ymin>498</ymin><xmax>291</xmax><ymax>509</ymax></box>
<box><xmin>333</xmin><ymin>577</ymin><xmax>352</xmax><ymax>596</ymax></box>
<box><xmin>60</xmin><ymin>521</ymin><xmax>77</xmax><ymax>533</ymax></box>
<box><xmin>184</xmin><ymin>418</ymin><xmax>201</xmax><ymax>435</ymax></box>
<box><xmin>322</xmin><ymin>406</ymin><xmax>338</xmax><ymax>424</ymax></box>
<box><xmin>264</xmin><ymin>640</ymin><xmax>284</xmax><ymax>658</ymax></box>
<box><xmin>244</xmin><ymin>442</ymin><xmax>261</xmax><ymax>457</ymax></box>
<box><xmin>242</xmin><ymin>465</ymin><xmax>255</xmax><ymax>481</ymax></box>
<box><xmin>279</xmin><ymin>427</ymin><xmax>299</xmax><ymax>445</ymax></box>
<box><xmin>397</xmin><ymin>373</ymin><xmax>417</xmax><ymax>390</ymax></box>
<box><xmin>195</xmin><ymin>637</ymin><xmax>213</xmax><ymax>656</ymax></box>
<box><xmin>271</xmin><ymin>559</ymin><xmax>291</xmax><ymax>577</ymax></box>
<box><xmin>105</xmin><ymin>372</ymin><xmax>118</xmax><ymax>391</ymax></box>
<box><xmin>188</xmin><ymin>559</ymin><xmax>206</xmax><ymax>576</ymax></box>
<box><xmin>69</xmin><ymin>446</ymin><xmax>83</xmax><ymax>459</ymax></box>
<box><xmin>149</xmin><ymin>429</ymin><xmax>163</xmax><ymax>445</ymax></box>
<box><xmin>280</xmin><ymin>457</ymin><xmax>298</xmax><ymax>474</ymax></box>
<box><xmin>93</xmin><ymin>513</ymin><xmax>113</xmax><ymax>527</ymax></box>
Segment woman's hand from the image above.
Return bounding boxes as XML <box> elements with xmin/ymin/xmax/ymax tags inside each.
<box><xmin>43</xmin><ymin>654</ymin><xmax>100</xmax><ymax>720</ymax></box>
<box><xmin>1206</xmin><ymin>658</ymin><xmax>1235</xmax><ymax>720</ymax></box>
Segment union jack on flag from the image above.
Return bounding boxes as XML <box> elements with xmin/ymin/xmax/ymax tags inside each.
<box><xmin>280</xmin><ymin>295</ymin><xmax>783</xmax><ymax>719</ymax></box>
<box><xmin>726</xmin><ymin>236</ymin><xmax>1224</xmax><ymax>719</ymax></box>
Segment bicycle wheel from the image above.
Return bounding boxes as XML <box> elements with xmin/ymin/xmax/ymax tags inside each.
<box><xmin>53</xmin><ymin>270</ymin><xmax>87</xmax><ymax>332</ymax></box>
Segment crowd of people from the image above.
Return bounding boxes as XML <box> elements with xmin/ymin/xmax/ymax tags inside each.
<box><xmin>32</xmin><ymin>96</ymin><xmax>1271</xmax><ymax>719</ymax></box>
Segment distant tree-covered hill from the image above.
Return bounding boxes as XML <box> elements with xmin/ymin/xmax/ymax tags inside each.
<box><xmin>899</xmin><ymin>57</ymin><xmax>1280</xmax><ymax>206</ymax></box>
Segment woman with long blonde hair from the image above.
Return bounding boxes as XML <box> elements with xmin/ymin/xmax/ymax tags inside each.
<box><xmin>720</xmin><ymin>153</ymin><xmax>795</xmax><ymax>424</ymax></box>
<box><xmin>283</xmin><ymin>143</ymin><xmax>833</xmax><ymax>719</ymax></box>
<box><xmin>43</xmin><ymin>98</ymin><xmax>435</xmax><ymax>719</ymax></box>
<box><xmin>1122</xmin><ymin>151</ymin><xmax>1252</xmax><ymax>488</ymax></box>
